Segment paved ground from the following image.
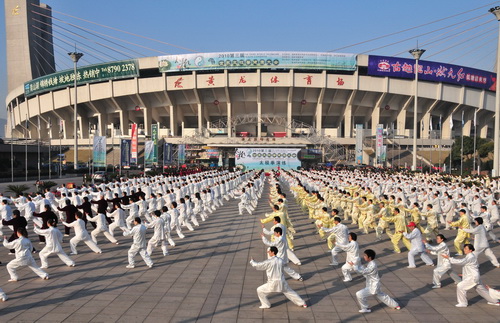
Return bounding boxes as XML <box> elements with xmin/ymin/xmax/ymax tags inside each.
<box><xmin>0</xmin><ymin>181</ymin><xmax>499</xmax><ymax>322</ymax></box>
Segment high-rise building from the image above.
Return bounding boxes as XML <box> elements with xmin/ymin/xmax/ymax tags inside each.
<box><xmin>4</xmin><ymin>0</ymin><xmax>55</xmax><ymax>93</ymax></box>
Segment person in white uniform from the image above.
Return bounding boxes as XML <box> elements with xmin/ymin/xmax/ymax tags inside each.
<box><xmin>261</xmin><ymin>227</ymin><xmax>303</xmax><ymax>281</ymax></box>
<box><xmin>249</xmin><ymin>246</ymin><xmax>307</xmax><ymax>309</ymax></box>
<box><xmin>424</xmin><ymin>234</ymin><xmax>460</xmax><ymax>288</ymax></box>
<box><xmin>403</xmin><ymin>222</ymin><xmax>434</xmax><ymax>268</ymax></box>
<box><xmin>34</xmin><ymin>218</ymin><xmax>75</xmax><ymax>268</ymax></box>
<box><xmin>319</xmin><ymin>217</ymin><xmax>349</xmax><ymax>266</ymax></box>
<box><xmin>145</xmin><ymin>210</ymin><xmax>169</xmax><ymax>256</ymax></box>
<box><xmin>462</xmin><ymin>217</ymin><xmax>500</xmax><ymax>268</ymax></box>
<box><xmin>349</xmin><ymin>249</ymin><xmax>401</xmax><ymax>313</ymax></box>
<box><xmin>123</xmin><ymin>217</ymin><xmax>153</xmax><ymax>269</ymax></box>
<box><xmin>442</xmin><ymin>244</ymin><xmax>499</xmax><ymax>307</ymax></box>
<box><xmin>336</xmin><ymin>232</ymin><xmax>361</xmax><ymax>282</ymax></box>
<box><xmin>62</xmin><ymin>212</ymin><xmax>102</xmax><ymax>255</ymax></box>
<box><xmin>3</xmin><ymin>228</ymin><xmax>49</xmax><ymax>281</ymax></box>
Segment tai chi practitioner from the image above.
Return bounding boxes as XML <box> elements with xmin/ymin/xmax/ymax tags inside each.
<box><xmin>380</xmin><ymin>208</ymin><xmax>411</xmax><ymax>253</ymax></box>
<box><xmin>169</xmin><ymin>202</ymin><xmax>185</xmax><ymax>239</ymax></box>
<box><xmin>123</xmin><ymin>217</ymin><xmax>153</xmax><ymax>269</ymax></box>
<box><xmin>462</xmin><ymin>217</ymin><xmax>500</xmax><ymax>268</ymax></box>
<box><xmin>145</xmin><ymin>210</ymin><xmax>169</xmax><ymax>256</ymax></box>
<box><xmin>34</xmin><ymin>219</ymin><xmax>75</xmax><ymax>268</ymax></box>
<box><xmin>235</xmin><ymin>188</ymin><xmax>253</xmax><ymax>215</ymax></box>
<box><xmin>121</xmin><ymin>199</ymin><xmax>139</xmax><ymax>229</ymax></box>
<box><xmin>403</xmin><ymin>222</ymin><xmax>434</xmax><ymax>268</ymax></box>
<box><xmin>261</xmin><ymin>227</ymin><xmax>303</xmax><ymax>281</ymax></box>
<box><xmin>107</xmin><ymin>204</ymin><xmax>128</xmax><ymax>238</ymax></box>
<box><xmin>336</xmin><ymin>232</ymin><xmax>361</xmax><ymax>282</ymax></box>
<box><xmin>424</xmin><ymin>234</ymin><xmax>460</xmax><ymax>288</ymax></box>
<box><xmin>87</xmin><ymin>210</ymin><xmax>118</xmax><ymax>244</ymax></box>
<box><xmin>3</xmin><ymin>228</ymin><xmax>49</xmax><ymax>281</ymax></box>
<box><xmin>160</xmin><ymin>206</ymin><xmax>176</xmax><ymax>246</ymax></box>
<box><xmin>62</xmin><ymin>212</ymin><xmax>102</xmax><ymax>254</ymax></box>
<box><xmin>319</xmin><ymin>217</ymin><xmax>349</xmax><ymax>265</ymax></box>
<box><xmin>485</xmin><ymin>285</ymin><xmax>500</xmax><ymax>303</ymax></box>
<box><xmin>349</xmin><ymin>249</ymin><xmax>401</xmax><ymax>313</ymax></box>
<box><xmin>442</xmin><ymin>244</ymin><xmax>499</xmax><ymax>307</ymax></box>
<box><xmin>249</xmin><ymin>246</ymin><xmax>307</xmax><ymax>309</ymax></box>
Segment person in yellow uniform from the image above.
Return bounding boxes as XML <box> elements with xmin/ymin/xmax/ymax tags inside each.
<box><xmin>448</xmin><ymin>208</ymin><xmax>470</xmax><ymax>255</ymax></box>
<box><xmin>421</xmin><ymin>204</ymin><xmax>439</xmax><ymax>242</ymax></box>
<box><xmin>375</xmin><ymin>201</ymin><xmax>392</xmax><ymax>241</ymax></box>
<box><xmin>403</xmin><ymin>202</ymin><xmax>424</xmax><ymax>233</ymax></box>
<box><xmin>379</xmin><ymin>207</ymin><xmax>411</xmax><ymax>253</ymax></box>
<box><xmin>359</xmin><ymin>199</ymin><xmax>377</xmax><ymax>234</ymax></box>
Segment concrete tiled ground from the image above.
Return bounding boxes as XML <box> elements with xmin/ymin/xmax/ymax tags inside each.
<box><xmin>0</xmin><ymin>182</ymin><xmax>499</xmax><ymax>322</ymax></box>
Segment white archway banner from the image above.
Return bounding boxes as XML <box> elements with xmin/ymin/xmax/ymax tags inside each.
<box><xmin>235</xmin><ymin>148</ymin><xmax>300</xmax><ymax>171</ymax></box>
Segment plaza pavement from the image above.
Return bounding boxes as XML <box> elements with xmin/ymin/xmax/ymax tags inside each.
<box><xmin>0</xmin><ymin>181</ymin><xmax>499</xmax><ymax>322</ymax></box>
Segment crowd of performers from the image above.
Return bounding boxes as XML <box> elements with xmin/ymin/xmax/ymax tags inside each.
<box><xmin>0</xmin><ymin>169</ymin><xmax>264</xmax><ymax>302</ymax></box>
<box><xmin>0</xmin><ymin>167</ymin><xmax>500</xmax><ymax>314</ymax></box>
<box><xmin>260</xmin><ymin>168</ymin><xmax>500</xmax><ymax>312</ymax></box>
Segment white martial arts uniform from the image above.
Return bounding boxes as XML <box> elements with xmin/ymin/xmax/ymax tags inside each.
<box><xmin>63</xmin><ymin>218</ymin><xmax>102</xmax><ymax>254</ymax></box>
<box><xmin>107</xmin><ymin>208</ymin><xmax>128</xmax><ymax>237</ymax></box>
<box><xmin>336</xmin><ymin>240</ymin><xmax>361</xmax><ymax>281</ymax></box>
<box><xmin>123</xmin><ymin>223</ymin><xmax>153</xmax><ymax>268</ymax></box>
<box><xmin>353</xmin><ymin>260</ymin><xmax>399</xmax><ymax>312</ymax></box>
<box><xmin>3</xmin><ymin>236</ymin><xmax>48</xmax><ymax>281</ymax></box>
<box><xmin>34</xmin><ymin>226</ymin><xmax>75</xmax><ymax>268</ymax></box>
<box><xmin>322</xmin><ymin>223</ymin><xmax>349</xmax><ymax>265</ymax></box>
<box><xmin>425</xmin><ymin>241</ymin><xmax>460</xmax><ymax>287</ymax></box>
<box><xmin>250</xmin><ymin>256</ymin><xmax>306</xmax><ymax>308</ymax></box>
<box><xmin>261</xmin><ymin>235</ymin><xmax>301</xmax><ymax>280</ymax></box>
<box><xmin>403</xmin><ymin>228</ymin><xmax>434</xmax><ymax>268</ymax></box>
<box><xmin>88</xmin><ymin>213</ymin><xmax>118</xmax><ymax>244</ymax></box>
<box><xmin>145</xmin><ymin>217</ymin><xmax>169</xmax><ymax>256</ymax></box>
<box><xmin>449</xmin><ymin>253</ymin><xmax>497</xmax><ymax>306</ymax></box>
<box><xmin>462</xmin><ymin>225</ymin><xmax>500</xmax><ymax>267</ymax></box>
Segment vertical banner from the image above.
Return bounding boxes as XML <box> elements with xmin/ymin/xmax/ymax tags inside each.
<box><xmin>130</xmin><ymin>123</ymin><xmax>138</xmax><ymax>164</ymax></box>
<box><xmin>178</xmin><ymin>144</ymin><xmax>186</xmax><ymax>164</ymax></box>
<box><xmin>355</xmin><ymin>124</ymin><xmax>363</xmax><ymax>165</ymax></box>
<box><xmin>93</xmin><ymin>136</ymin><xmax>107</xmax><ymax>168</ymax></box>
<box><xmin>120</xmin><ymin>139</ymin><xmax>131</xmax><ymax>168</ymax></box>
<box><xmin>144</xmin><ymin>141</ymin><xmax>154</xmax><ymax>165</ymax></box>
<box><xmin>151</xmin><ymin>124</ymin><xmax>158</xmax><ymax>163</ymax></box>
<box><xmin>163</xmin><ymin>143</ymin><xmax>172</xmax><ymax>165</ymax></box>
<box><xmin>381</xmin><ymin>145</ymin><xmax>387</xmax><ymax>162</ymax></box>
<box><xmin>376</xmin><ymin>124</ymin><xmax>383</xmax><ymax>165</ymax></box>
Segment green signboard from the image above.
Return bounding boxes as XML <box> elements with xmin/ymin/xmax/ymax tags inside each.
<box><xmin>151</xmin><ymin>124</ymin><xmax>158</xmax><ymax>163</ymax></box>
<box><xmin>24</xmin><ymin>59</ymin><xmax>139</xmax><ymax>97</ymax></box>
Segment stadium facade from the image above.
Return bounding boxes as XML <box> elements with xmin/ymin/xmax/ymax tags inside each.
<box><xmin>4</xmin><ymin>0</ymin><xmax>497</xmax><ymax>165</ymax></box>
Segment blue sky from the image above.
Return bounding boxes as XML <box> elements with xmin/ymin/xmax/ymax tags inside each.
<box><xmin>1</xmin><ymin>0</ymin><xmax>499</xmax><ymax>121</ymax></box>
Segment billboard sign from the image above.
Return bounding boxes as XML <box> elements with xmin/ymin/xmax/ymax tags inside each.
<box><xmin>368</xmin><ymin>55</ymin><xmax>496</xmax><ymax>91</ymax></box>
<box><xmin>235</xmin><ymin>148</ymin><xmax>301</xmax><ymax>171</ymax></box>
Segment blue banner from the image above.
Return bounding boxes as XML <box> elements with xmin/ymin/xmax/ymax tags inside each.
<box><xmin>368</xmin><ymin>55</ymin><xmax>495</xmax><ymax>91</ymax></box>
<box><xmin>93</xmin><ymin>136</ymin><xmax>106</xmax><ymax>168</ymax></box>
<box><xmin>178</xmin><ymin>144</ymin><xmax>186</xmax><ymax>164</ymax></box>
<box><xmin>120</xmin><ymin>139</ymin><xmax>131</xmax><ymax>168</ymax></box>
<box><xmin>144</xmin><ymin>141</ymin><xmax>154</xmax><ymax>166</ymax></box>
<box><xmin>163</xmin><ymin>143</ymin><xmax>172</xmax><ymax>165</ymax></box>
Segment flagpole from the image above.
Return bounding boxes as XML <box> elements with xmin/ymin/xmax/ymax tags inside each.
<box><xmin>473</xmin><ymin>109</ymin><xmax>477</xmax><ymax>174</ymax></box>
<box><xmin>88</xmin><ymin>122</ymin><xmax>91</xmax><ymax>177</ymax></box>
<box><xmin>460</xmin><ymin>110</ymin><xmax>464</xmax><ymax>177</ymax></box>
<box><xmin>439</xmin><ymin>115</ymin><xmax>442</xmax><ymax>173</ymax></box>
<box><xmin>25</xmin><ymin>115</ymin><xmax>28</xmax><ymax>182</ymax></box>
<box><xmin>59</xmin><ymin>120</ymin><xmax>62</xmax><ymax>179</ymax></box>
<box><xmin>37</xmin><ymin>116</ymin><xmax>41</xmax><ymax>181</ymax></box>
<box><xmin>430</xmin><ymin>116</ymin><xmax>433</xmax><ymax>173</ymax></box>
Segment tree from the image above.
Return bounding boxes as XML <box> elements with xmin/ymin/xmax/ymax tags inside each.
<box><xmin>6</xmin><ymin>184</ymin><xmax>30</xmax><ymax>196</ymax></box>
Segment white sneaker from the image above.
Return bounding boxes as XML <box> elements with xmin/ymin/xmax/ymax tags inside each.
<box><xmin>487</xmin><ymin>302</ymin><xmax>500</xmax><ymax>306</ymax></box>
<box><xmin>432</xmin><ymin>285</ymin><xmax>441</xmax><ymax>289</ymax></box>
<box><xmin>8</xmin><ymin>279</ymin><xmax>17</xmax><ymax>282</ymax></box>
<box><xmin>259</xmin><ymin>305</ymin><xmax>270</xmax><ymax>309</ymax></box>
<box><xmin>407</xmin><ymin>266</ymin><xmax>416</xmax><ymax>269</ymax></box>
<box><xmin>40</xmin><ymin>266</ymin><xmax>48</xmax><ymax>269</ymax></box>
<box><xmin>359</xmin><ymin>308</ymin><xmax>371</xmax><ymax>313</ymax></box>
<box><xmin>148</xmin><ymin>264</ymin><xmax>153</xmax><ymax>268</ymax></box>
<box><xmin>126</xmin><ymin>265</ymin><xmax>135</xmax><ymax>269</ymax></box>
<box><xmin>455</xmin><ymin>303</ymin><xmax>467</xmax><ymax>308</ymax></box>
<box><xmin>343</xmin><ymin>278</ymin><xmax>352</xmax><ymax>282</ymax></box>
<box><xmin>43</xmin><ymin>275</ymin><xmax>49</xmax><ymax>280</ymax></box>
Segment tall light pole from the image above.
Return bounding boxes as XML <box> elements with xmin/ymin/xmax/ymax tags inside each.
<box><xmin>490</xmin><ymin>6</ymin><xmax>500</xmax><ymax>177</ymax></box>
<box><xmin>409</xmin><ymin>48</ymin><xmax>425</xmax><ymax>171</ymax></box>
<box><xmin>68</xmin><ymin>51</ymin><xmax>83</xmax><ymax>170</ymax></box>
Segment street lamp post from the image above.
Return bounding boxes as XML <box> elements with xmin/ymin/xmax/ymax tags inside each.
<box><xmin>490</xmin><ymin>6</ymin><xmax>500</xmax><ymax>176</ymax></box>
<box><xmin>68</xmin><ymin>51</ymin><xmax>83</xmax><ymax>171</ymax></box>
<box><xmin>409</xmin><ymin>48</ymin><xmax>426</xmax><ymax>171</ymax></box>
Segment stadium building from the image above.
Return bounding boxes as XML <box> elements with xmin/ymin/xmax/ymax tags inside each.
<box><xmin>4</xmin><ymin>0</ymin><xmax>497</xmax><ymax>169</ymax></box>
